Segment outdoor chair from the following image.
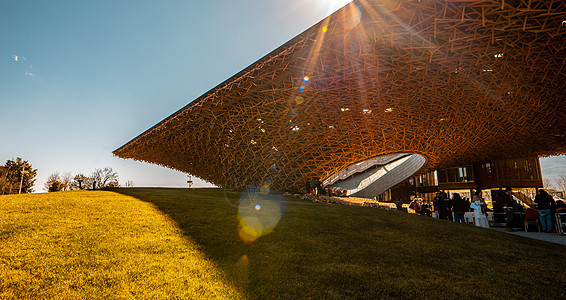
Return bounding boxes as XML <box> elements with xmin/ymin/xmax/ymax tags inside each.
<box><xmin>524</xmin><ymin>208</ymin><xmax>540</xmax><ymax>232</ymax></box>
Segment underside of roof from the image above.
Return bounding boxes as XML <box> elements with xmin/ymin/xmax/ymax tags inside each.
<box><xmin>114</xmin><ymin>0</ymin><xmax>566</xmax><ymax>192</ymax></box>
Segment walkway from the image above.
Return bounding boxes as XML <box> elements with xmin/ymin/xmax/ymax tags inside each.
<box><xmin>490</xmin><ymin>228</ymin><xmax>566</xmax><ymax>246</ymax></box>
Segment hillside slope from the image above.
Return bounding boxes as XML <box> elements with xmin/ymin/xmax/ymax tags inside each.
<box><xmin>1</xmin><ymin>188</ymin><xmax>565</xmax><ymax>299</ymax></box>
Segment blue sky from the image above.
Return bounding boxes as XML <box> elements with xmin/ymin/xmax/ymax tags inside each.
<box><xmin>1</xmin><ymin>0</ymin><xmax>564</xmax><ymax>192</ymax></box>
<box><xmin>0</xmin><ymin>0</ymin><xmax>354</xmax><ymax>191</ymax></box>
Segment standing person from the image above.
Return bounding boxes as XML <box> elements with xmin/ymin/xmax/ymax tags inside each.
<box><xmin>315</xmin><ymin>179</ymin><xmax>323</xmax><ymax>198</ymax></box>
<box><xmin>433</xmin><ymin>191</ymin><xmax>444</xmax><ymax>219</ymax></box>
<box><xmin>409</xmin><ymin>198</ymin><xmax>420</xmax><ymax>213</ymax></box>
<box><xmin>442</xmin><ymin>192</ymin><xmax>453</xmax><ymax>221</ymax></box>
<box><xmin>471</xmin><ymin>190</ymin><xmax>489</xmax><ymax>228</ymax></box>
<box><xmin>534</xmin><ymin>189</ymin><xmax>556</xmax><ymax>233</ymax></box>
<box><xmin>452</xmin><ymin>193</ymin><xmax>467</xmax><ymax>223</ymax></box>
<box><xmin>394</xmin><ymin>198</ymin><xmax>404</xmax><ymax>211</ymax></box>
<box><xmin>502</xmin><ymin>187</ymin><xmax>518</xmax><ymax>232</ymax></box>
<box><xmin>310</xmin><ymin>178</ymin><xmax>317</xmax><ymax>196</ymax></box>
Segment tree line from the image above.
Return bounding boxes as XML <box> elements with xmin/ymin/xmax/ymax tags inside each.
<box><xmin>0</xmin><ymin>157</ymin><xmax>134</xmax><ymax>194</ymax></box>
<box><xmin>45</xmin><ymin>167</ymin><xmax>133</xmax><ymax>192</ymax></box>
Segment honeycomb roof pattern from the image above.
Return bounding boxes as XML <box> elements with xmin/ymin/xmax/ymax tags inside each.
<box><xmin>114</xmin><ymin>0</ymin><xmax>566</xmax><ymax>192</ymax></box>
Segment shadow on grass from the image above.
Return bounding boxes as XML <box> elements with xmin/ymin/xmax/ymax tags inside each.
<box><xmin>111</xmin><ymin>188</ymin><xmax>566</xmax><ymax>300</ymax></box>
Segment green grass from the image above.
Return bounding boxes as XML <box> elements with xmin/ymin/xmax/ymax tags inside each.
<box><xmin>1</xmin><ymin>188</ymin><xmax>565</xmax><ymax>299</ymax></box>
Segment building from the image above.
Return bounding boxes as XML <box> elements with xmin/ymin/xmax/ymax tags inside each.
<box><xmin>114</xmin><ymin>0</ymin><xmax>566</xmax><ymax>196</ymax></box>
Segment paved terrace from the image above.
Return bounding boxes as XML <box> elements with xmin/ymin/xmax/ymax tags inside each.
<box><xmin>328</xmin><ymin>196</ymin><xmax>566</xmax><ymax>247</ymax></box>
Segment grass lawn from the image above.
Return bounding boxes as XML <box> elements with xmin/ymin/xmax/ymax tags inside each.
<box><xmin>1</xmin><ymin>188</ymin><xmax>565</xmax><ymax>299</ymax></box>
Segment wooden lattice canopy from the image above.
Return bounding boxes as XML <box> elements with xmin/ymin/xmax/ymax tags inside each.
<box><xmin>114</xmin><ymin>0</ymin><xmax>566</xmax><ymax>192</ymax></box>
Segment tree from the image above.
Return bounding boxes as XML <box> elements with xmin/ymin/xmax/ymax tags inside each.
<box><xmin>44</xmin><ymin>172</ymin><xmax>61</xmax><ymax>192</ymax></box>
<box><xmin>0</xmin><ymin>166</ymin><xmax>9</xmax><ymax>194</ymax></box>
<box><xmin>72</xmin><ymin>173</ymin><xmax>91</xmax><ymax>190</ymax></box>
<box><xmin>91</xmin><ymin>167</ymin><xmax>118</xmax><ymax>189</ymax></box>
<box><xmin>125</xmin><ymin>180</ymin><xmax>134</xmax><ymax>187</ymax></box>
<box><xmin>48</xmin><ymin>181</ymin><xmax>63</xmax><ymax>192</ymax></box>
<box><xmin>555</xmin><ymin>172</ymin><xmax>566</xmax><ymax>194</ymax></box>
<box><xmin>543</xmin><ymin>178</ymin><xmax>554</xmax><ymax>190</ymax></box>
<box><xmin>0</xmin><ymin>158</ymin><xmax>37</xmax><ymax>195</ymax></box>
<box><xmin>61</xmin><ymin>172</ymin><xmax>73</xmax><ymax>191</ymax></box>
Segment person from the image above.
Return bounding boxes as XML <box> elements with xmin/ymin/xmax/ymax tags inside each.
<box><xmin>502</xmin><ymin>187</ymin><xmax>518</xmax><ymax>232</ymax></box>
<box><xmin>452</xmin><ymin>193</ymin><xmax>467</xmax><ymax>223</ymax></box>
<box><xmin>316</xmin><ymin>180</ymin><xmax>323</xmax><ymax>197</ymax></box>
<box><xmin>534</xmin><ymin>189</ymin><xmax>556</xmax><ymax>233</ymax></box>
<box><xmin>433</xmin><ymin>191</ymin><xmax>443</xmax><ymax>219</ymax></box>
<box><xmin>471</xmin><ymin>190</ymin><xmax>489</xmax><ymax>228</ymax></box>
<box><xmin>409</xmin><ymin>198</ymin><xmax>420</xmax><ymax>213</ymax></box>
<box><xmin>394</xmin><ymin>198</ymin><xmax>403</xmax><ymax>211</ymax></box>
<box><xmin>442</xmin><ymin>192</ymin><xmax>453</xmax><ymax>221</ymax></box>
<box><xmin>420</xmin><ymin>200</ymin><xmax>432</xmax><ymax>217</ymax></box>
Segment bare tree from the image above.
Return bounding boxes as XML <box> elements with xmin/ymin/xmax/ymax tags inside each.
<box><xmin>72</xmin><ymin>173</ymin><xmax>92</xmax><ymax>190</ymax></box>
<box><xmin>44</xmin><ymin>172</ymin><xmax>61</xmax><ymax>191</ymax></box>
<box><xmin>543</xmin><ymin>178</ymin><xmax>554</xmax><ymax>190</ymax></box>
<box><xmin>555</xmin><ymin>172</ymin><xmax>566</xmax><ymax>194</ymax></box>
<box><xmin>91</xmin><ymin>167</ymin><xmax>118</xmax><ymax>189</ymax></box>
<box><xmin>125</xmin><ymin>180</ymin><xmax>134</xmax><ymax>187</ymax></box>
<box><xmin>61</xmin><ymin>172</ymin><xmax>73</xmax><ymax>191</ymax></box>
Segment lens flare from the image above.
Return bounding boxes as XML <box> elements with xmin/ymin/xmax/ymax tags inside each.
<box><xmin>303</xmin><ymin>76</ymin><xmax>309</xmax><ymax>83</ymax></box>
<box><xmin>322</xmin><ymin>26</ymin><xmax>328</xmax><ymax>32</ymax></box>
<box><xmin>232</xmin><ymin>254</ymin><xmax>250</xmax><ymax>283</ymax></box>
<box><xmin>294</xmin><ymin>96</ymin><xmax>304</xmax><ymax>105</ymax></box>
<box><xmin>237</xmin><ymin>185</ymin><xmax>286</xmax><ymax>244</ymax></box>
<box><xmin>343</xmin><ymin>3</ymin><xmax>362</xmax><ymax>29</ymax></box>
<box><xmin>300</xmin><ymin>85</ymin><xmax>305</xmax><ymax>92</ymax></box>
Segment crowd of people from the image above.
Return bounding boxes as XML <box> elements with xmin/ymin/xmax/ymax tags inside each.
<box><xmin>306</xmin><ymin>179</ymin><xmax>347</xmax><ymax>197</ymax></box>
<box><xmin>306</xmin><ymin>180</ymin><xmax>564</xmax><ymax>233</ymax></box>
<box><xmin>408</xmin><ymin>190</ymin><xmax>499</xmax><ymax>228</ymax></box>
<box><xmin>407</xmin><ymin>187</ymin><xmax>566</xmax><ymax>233</ymax></box>
<box><xmin>408</xmin><ymin>191</ymin><xmax>476</xmax><ymax>222</ymax></box>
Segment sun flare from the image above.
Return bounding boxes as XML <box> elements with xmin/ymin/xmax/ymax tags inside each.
<box><xmin>315</xmin><ymin>0</ymin><xmax>353</xmax><ymax>13</ymax></box>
